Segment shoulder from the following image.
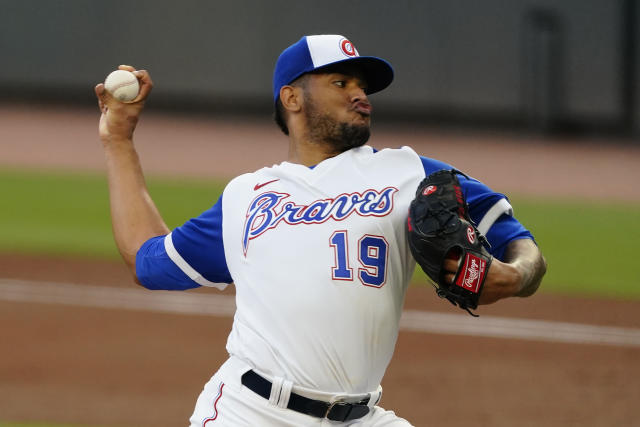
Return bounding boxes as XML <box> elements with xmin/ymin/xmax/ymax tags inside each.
<box><xmin>223</xmin><ymin>168</ymin><xmax>279</xmax><ymax>199</ymax></box>
<box><xmin>225</xmin><ymin>170</ymin><xmax>263</xmax><ymax>190</ymax></box>
<box><xmin>380</xmin><ymin>148</ymin><xmax>503</xmax><ymax>202</ymax></box>
<box><xmin>418</xmin><ymin>156</ymin><xmax>455</xmax><ymax>175</ymax></box>
<box><xmin>352</xmin><ymin>145</ymin><xmax>425</xmax><ymax>169</ymax></box>
<box><xmin>363</xmin><ymin>146</ymin><xmax>458</xmax><ymax>178</ymax></box>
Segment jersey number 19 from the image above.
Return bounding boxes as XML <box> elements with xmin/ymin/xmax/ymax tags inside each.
<box><xmin>329</xmin><ymin>230</ymin><xmax>388</xmax><ymax>288</ymax></box>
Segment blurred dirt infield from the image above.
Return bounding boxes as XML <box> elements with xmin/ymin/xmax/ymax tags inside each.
<box><xmin>1</xmin><ymin>105</ymin><xmax>640</xmax><ymax>426</ymax></box>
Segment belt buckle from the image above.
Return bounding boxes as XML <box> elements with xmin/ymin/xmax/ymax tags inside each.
<box><xmin>324</xmin><ymin>400</ymin><xmax>349</xmax><ymax>421</ymax></box>
<box><xmin>325</xmin><ymin>399</ymin><xmax>371</xmax><ymax>422</ymax></box>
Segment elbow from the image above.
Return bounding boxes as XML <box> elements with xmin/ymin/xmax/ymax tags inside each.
<box><xmin>117</xmin><ymin>244</ymin><xmax>140</xmax><ymax>271</ymax></box>
<box><xmin>537</xmin><ymin>253</ymin><xmax>548</xmax><ymax>290</ymax></box>
<box><xmin>132</xmin><ymin>270</ymin><xmax>145</xmax><ymax>288</ymax></box>
<box><xmin>117</xmin><ymin>243</ymin><xmax>148</xmax><ymax>288</ymax></box>
<box><xmin>535</xmin><ymin>252</ymin><xmax>548</xmax><ymax>288</ymax></box>
<box><xmin>122</xmin><ymin>251</ymin><xmax>142</xmax><ymax>285</ymax></box>
<box><xmin>125</xmin><ymin>258</ymin><xmax>148</xmax><ymax>289</ymax></box>
<box><xmin>517</xmin><ymin>252</ymin><xmax>547</xmax><ymax>298</ymax></box>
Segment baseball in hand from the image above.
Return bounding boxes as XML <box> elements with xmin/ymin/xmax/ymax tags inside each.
<box><xmin>104</xmin><ymin>69</ymin><xmax>140</xmax><ymax>102</ymax></box>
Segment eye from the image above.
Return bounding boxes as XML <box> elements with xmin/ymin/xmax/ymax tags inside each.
<box><xmin>333</xmin><ymin>80</ymin><xmax>346</xmax><ymax>88</ymax></box>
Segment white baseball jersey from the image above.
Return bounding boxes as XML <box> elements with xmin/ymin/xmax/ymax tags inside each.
<box><xmin>136</xmin><ymin>145</ymin><xmax>532</xmax><ymax>395</ymax></box>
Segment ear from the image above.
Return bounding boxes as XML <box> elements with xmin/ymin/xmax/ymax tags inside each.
<box><xmin>279</xmin><ymin>85</ymin><xmax>303</xmax><ymax>113</ymax></box>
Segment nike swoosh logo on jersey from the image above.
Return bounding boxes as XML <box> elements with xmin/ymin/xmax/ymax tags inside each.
<box><xmin>254</xmin><ymin>179</ymin><xmax>280</xmax><ymax>191</ymax></box>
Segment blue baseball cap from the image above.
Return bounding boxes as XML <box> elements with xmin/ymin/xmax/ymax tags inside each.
<box><xmin>273</xmin><ymin>35</ymin><xmax>394</xmax><ymax>102</ymax></box>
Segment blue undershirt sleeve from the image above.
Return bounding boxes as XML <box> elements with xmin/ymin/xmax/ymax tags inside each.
<box><xmin>135</xmin><ymin>194</ymin><xmax>233</xmax><ymax>290</ymax></box>
<box><xmin>136</xmin><ymin>236</ymin><xmax>200</xmax><ymax>290</ymax></box>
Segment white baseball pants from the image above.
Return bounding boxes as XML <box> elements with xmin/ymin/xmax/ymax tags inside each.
<box><xmin>189</xmin><ymin>357</ymin><xmax>413</xmax><ymax>426</ymax></box>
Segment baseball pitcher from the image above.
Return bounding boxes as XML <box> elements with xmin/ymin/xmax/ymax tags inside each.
<box><xmin>95</xmin><ymin>34</ymin><xmax>546</xmax><ymax>426</ymax></box>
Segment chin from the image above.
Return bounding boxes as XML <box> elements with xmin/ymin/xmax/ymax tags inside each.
<box><xmin>332</xmin><ymin>123</ymin><xmax>370</xmax><ymax>152</ymax></box>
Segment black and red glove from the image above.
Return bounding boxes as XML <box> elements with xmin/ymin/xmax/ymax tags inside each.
<box><xmin>407</xmin><ymin>169</ymin><xmax>492</xmax><ymax>316</ymax></box>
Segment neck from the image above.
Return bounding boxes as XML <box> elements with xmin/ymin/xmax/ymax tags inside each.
<box><xmin>287</xmin><ymin>134</ymin><xmax>343</xmax><ymax>167</ymax></box>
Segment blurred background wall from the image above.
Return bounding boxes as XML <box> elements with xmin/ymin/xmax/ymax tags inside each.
<box><xmin>0</xmin><ymin>0</ymin><xmax>637</xmax><ymax>137</ymax></box>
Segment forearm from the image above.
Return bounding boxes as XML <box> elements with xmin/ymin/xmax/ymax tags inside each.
<box><xmin>478</xmin><ymin>237</ymin><xmax>546</xmax><ymax>304</ymax></box>
<box><xmin>95</xmin><ymin>67</ymin><xmax>165</xmax><ymax>274</ymax></box>
<box><xmin>502</xmin><ymin>238</ymin><xmax>547</xmax><ymax>297</ymax></box>
<box><xmin>103</xmin><ymin>138</ymin><xmax>169</xmax><ymax>272</ymax></box>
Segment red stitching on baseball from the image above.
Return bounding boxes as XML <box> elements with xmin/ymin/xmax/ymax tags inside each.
<box><xmin>110</xmin><ymin>79</ymin><xmax>137</xmax><ymax>92</ymax></box>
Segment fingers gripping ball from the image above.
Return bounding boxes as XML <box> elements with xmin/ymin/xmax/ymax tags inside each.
<box><xmin>406</xmin><ymin>169</ymin><xmax>492</xmax><ymax>316</ymax></box>
<box><xmin>104</xmin><ymin>70</ymin><xmax>140</xmax><ymax>102</ymax></box>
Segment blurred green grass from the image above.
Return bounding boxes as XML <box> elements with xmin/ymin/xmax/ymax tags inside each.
<box><xmin>0</xmin><ymin>168</ymin><xmax>224</xmax><ymax>258</ymax></box>
<box><xmin>1</xmin><ymin>168</ymin><xmax>638</xmax><ymax>299</ymax></box>
<box><xmin>509</xmin><ymin>195</ymin><xmax>640</xmax><ymax>298</ymax></box>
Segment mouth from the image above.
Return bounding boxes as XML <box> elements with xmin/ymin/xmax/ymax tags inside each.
<box><xmin>353</xmin><ymin>101</ymin><xmax>372</xmax><ymax>116</ymax></box>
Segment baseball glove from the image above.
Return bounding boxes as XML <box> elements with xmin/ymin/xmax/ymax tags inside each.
<box><xmin>406</xmin><ymin>169</ymin><xmax>492</xmax><ymax>316</ymax></box>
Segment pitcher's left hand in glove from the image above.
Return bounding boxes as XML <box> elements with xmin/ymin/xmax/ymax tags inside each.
<box><xmin>406</xmin><ymin>169</ymin><xmax>492</xmax><ymax>316</ymax></box>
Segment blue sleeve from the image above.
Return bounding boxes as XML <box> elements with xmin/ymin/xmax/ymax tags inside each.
<box><xmin>135</xmin><ymin>194</ymin><xmax>233</xmax><ymax>290</ymax></box>
<box><xmin>483</xmin><ymin>215</ymin><xmax>533</xmax><ymax>261</ymax></box>
<box><xmin>420</xmin><ymin>156</ymin><xmax>533</xmax><ymax>261</ymax></box>
<box><xmin>136</xmin><ymin>236</ymin><xmax>200</xmax><ymax>290</ymax></box>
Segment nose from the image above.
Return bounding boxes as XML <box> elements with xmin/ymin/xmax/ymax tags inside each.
<box><xmin>349</xmin><ymin>84</ymin><xmax>369</xmax><ymax>104</ymax></box>
<box><xmin>350</xmin><ymin>84</ymin><xmax>372</xmax><ymax>115</ymax></box>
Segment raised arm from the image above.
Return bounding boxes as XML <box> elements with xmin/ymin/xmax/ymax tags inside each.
<box><xmin>94</xmin><ymin>65</ymin><xmax>169</xmax><ymax>276</ymax></box>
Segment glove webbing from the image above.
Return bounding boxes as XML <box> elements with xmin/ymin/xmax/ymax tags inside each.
<box><xmin>434</xmin><ymin>284</ymin><xmax>480</xmax><ymax>317</ymax></box>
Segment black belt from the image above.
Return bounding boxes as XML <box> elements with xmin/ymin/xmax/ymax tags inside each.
<box><xmin>241</xmin><ymin>370</ymin><xmax>371</xmax><ymax>422</ymax></box>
